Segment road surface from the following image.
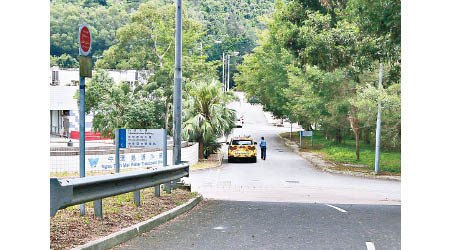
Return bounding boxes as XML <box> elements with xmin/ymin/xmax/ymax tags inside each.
<box><xmin>115</xmin><ymin>91</ymin><xmax>401</xmax><ymax>250</ymax></box>
<box><xmin>186</xmin><ymin>92</ymin><xmax>400</xmax><ymax>205</ymax></box>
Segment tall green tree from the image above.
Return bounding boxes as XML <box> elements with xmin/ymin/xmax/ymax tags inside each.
<box><xmin>236</xmin><ymin>0</ymin><xmax>401</xmax><ymax>160</ymax></box>
<box><xmin>76</xmin><ymin>70</ymin><xmax>165</xmax><ymax>138</ymax></box>
<box><xmin>96</xmin><ymin>1</ymin><xmax>218</xmax><ymax>132</ymax></box>
<box><xmin>182</xmin><ymin>79</ymin><xmax>237</xmax><ymax>159</ymax></box>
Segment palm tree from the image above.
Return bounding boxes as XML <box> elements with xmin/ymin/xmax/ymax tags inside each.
<box><xmin>183</xmin><ymin>79</ymin><xmax>237</xmax><ymax>159</ymax></box>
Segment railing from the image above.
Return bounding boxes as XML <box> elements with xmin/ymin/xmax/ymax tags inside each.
<box><xmin>50</xmin><ymin>162</ymin><xmax>189</xmax><ymax>217</ymax></box>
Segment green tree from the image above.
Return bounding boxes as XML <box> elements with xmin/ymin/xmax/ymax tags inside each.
<box><xmin>236</xmin><ymin>0</ymin><xmax>401</xmax><ymax>160</ymax></box>
<box><xmin>50</xmin><ymin>53</ymin><xmax>80</xmax><ymax>68</ymax></box>
<box><xmin>182</xmin><ymin>79</ymin><xmax>237</xmax><ymax>159</ymax></box>
<box><xmin>76</xmin><ymin>70</ymin><xmax>164</xmax><ymax>138</ymax></box>
<box><xmin>235</xmin><ymin>27</ymin><xmax>293</xmax><ymax>120</ymax></box>
<box><xmin>96</xmin><ymin>1</ymin><xmax>218</xmax><ymax>132</ymax></box>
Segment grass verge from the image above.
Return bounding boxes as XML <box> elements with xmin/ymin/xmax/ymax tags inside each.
<box><xmin>50</xmin><ymin>188</ymin><xmax>197</xmax><ymax>250</ymax></box>
<box><xmin>280</xmin><ymin>130</ymin><xmax>401</xmax><ymax>175</ymax></box>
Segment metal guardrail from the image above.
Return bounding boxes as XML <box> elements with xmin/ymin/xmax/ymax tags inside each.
<box><xmin>50</xmin><ymin>162</ymin><xmax>189</xmax><ymax>216</ymax></box>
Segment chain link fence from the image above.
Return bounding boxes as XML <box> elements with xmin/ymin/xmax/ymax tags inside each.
<box><xmin>50</xmin><ymin>139</ymin><xmax>198</xmax><ymax>178</ymax></box>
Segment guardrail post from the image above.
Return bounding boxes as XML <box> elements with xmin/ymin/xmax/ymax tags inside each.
<box><xmin>155</xmin><ymin>185</ymin><xmax>161</xmax><ymax>197</ymax></box>
<box><xmin>172</xmin><ymin>180</ymin><xmax>177</xmax><ymax>189</ymax></box>
<box><xmin>134</xmin><ymin>190</ymin><xmax>141</xmax><ymax>206</ymax></box>
<box><xmin>164</xmin><ymin>183</ymin><xmax>171</xmax><ymax>194</ymax></box>
<box><xmin>94</xmin><ymin>199</ymin><xmax>102</xmax><ymax>218</ymax></box>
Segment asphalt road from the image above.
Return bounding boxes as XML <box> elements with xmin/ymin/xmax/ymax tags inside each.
<box><xmin>115</xmin><ymin>200</ymin><xmax>400</xmax><ymax>250</ymax></box>
<box><xmin>115</xmin><ymin>91</ymin><xmax>401</xmax><ymax>249</ymax></box>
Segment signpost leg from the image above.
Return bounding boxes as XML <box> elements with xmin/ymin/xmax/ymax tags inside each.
<box><xmin>79</xmin><ymin>76</ymin><xmax>86</xmax><ymax>216</ymax></box>
<box><xmin>299</xmin><ymin>132</ymin><xmax>302</xmax><ymax>147</ymax></box>
<box><xmin>115</xmin><ymin>129</ymin><xmax>120</xmax><ymax>173</ymax></box>
<box><xmin>311</xmin><ymin>134</ymin><xmax>313</xmax><ymax>149</ymax></box>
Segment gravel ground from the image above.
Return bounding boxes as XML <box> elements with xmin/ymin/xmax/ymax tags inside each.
<box><xmin>50</xmin><ymin>188</ymin><xmax>197</xmax><ymax>250</ymax></box>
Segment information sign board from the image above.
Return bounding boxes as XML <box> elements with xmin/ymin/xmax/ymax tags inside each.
<box><xmin>118</xmin><ymin>129</ymin><xmax>165</xmax><ymax>149</ymax></box>
<box><xmin>301</xmin><ymin>131</ymin><xmax>313</xmax><ymax>136</ymax></box>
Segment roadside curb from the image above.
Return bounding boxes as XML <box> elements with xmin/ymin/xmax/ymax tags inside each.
<box><xmin>71</xmin><ymin>194</ymin><xmax>203</xmax><ymax>250</ymax></box>
<box><xmin>278</xmin><ymin>135</ymin><xmax>401</xmax><ymax>182</ymax></box>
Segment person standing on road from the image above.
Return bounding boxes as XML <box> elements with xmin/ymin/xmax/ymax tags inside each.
<box><xmin>260</xmin><ymin>137</ymin><xmax>267</xmax><ymax>160</ymax></box>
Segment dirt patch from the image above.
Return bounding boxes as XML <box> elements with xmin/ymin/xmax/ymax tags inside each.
<box><xmin>191</xmin><ymin>154</ymin><xmax>223</xmax><ymax>170</ymax></box>
<box><xmin>50</xmin><ymin>188</ymin><xmax>197</xmax><ymax>250</ymax></box>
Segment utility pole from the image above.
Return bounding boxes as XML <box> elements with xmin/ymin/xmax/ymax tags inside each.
<box><xmin>374</xmin><ymin>63</ymin><xmax>383</xmax><ymax>174</ymax></box>
<box><xmin>172</xmin><ymin>0</ymin><xmax>182</xmax><ymax>165</ymax></box>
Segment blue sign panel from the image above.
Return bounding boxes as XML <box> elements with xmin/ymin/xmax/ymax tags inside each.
<box><xmin>118</xmin><ymin>129</ymin><xmax>165</xmax><ymax>149</ymax></box>
<box><xmin>118</xmin><ymin>129</ymin><xmax>127</xmax><ymax>148</ymax></box>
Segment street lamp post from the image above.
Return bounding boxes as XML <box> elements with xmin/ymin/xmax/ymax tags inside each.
<box><xmin>226</xmin><ymin>51</ymin><xmax>239</xmax><ymax>92</ymax></box>
<box><xmin>222</xmin><ymin>52</ymin><xmax>225</xmax><ymax>91</ymax></box>
<box><xmin>227</xmin><ymin>54</ymin><xmax>230</xmax><ymax>91</ymax></box>
<box><xmin>172</xmin><ymin>0</ymin><xmax>182</xmax><ymax>165</ymax></box>
<box><xmin>213</xmin><ymin>40</ymin><xmax>239</xmax><ymax>92</ymax></box>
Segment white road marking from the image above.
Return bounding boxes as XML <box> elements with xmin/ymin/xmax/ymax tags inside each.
<box><xmin>326</xmin><ymin>204</ymin><xmax>347</xmax><ymax>213</ymax></box>
<box><xmin>366</xmin><ymin>242</ymin><xmax>376</xmax><ymax>250</ymax></box>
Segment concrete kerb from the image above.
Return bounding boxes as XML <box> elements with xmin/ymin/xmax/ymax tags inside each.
<box><xmin>71</xmin><ymin>194</ymin><xmax>203</xmax><ymax>250</ymax></box>
<box><xmin>278</xmin><ymin>135</ymin><xmax>401</xmax><ymax>182</ymax></box>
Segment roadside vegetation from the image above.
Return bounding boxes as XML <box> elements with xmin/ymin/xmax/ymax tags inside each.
<box><xmin>50</xmin><ymin>188</ymin><xmax>197</xmax><ymax>250</ymax></box>
<box><xmin>236</xmin><ymin>0</ymin><xmax>401</xmax><ymax>161</ymax></box>
<box><xmin>280</xmin><ymin>131</ymin><xmax>401</xmax><ymax>175</ymax></box>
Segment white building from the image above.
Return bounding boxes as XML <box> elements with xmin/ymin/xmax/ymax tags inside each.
<box><xmin>50</xmin><ymin>67</ymin><xmax>150</xmax><ymax>139</ymax></box>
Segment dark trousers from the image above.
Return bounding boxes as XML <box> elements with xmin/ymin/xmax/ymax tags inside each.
<box><xmin>261</xmin><ymin>147</ymin><xmax>266</xmax><ymax>160</ymax></box>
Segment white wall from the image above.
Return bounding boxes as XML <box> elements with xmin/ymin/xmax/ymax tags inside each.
<box><xmin>50</xmin><ymin>86</ymin><xmax>78</xmax><ymax>110</ymax></box>
<box><xmin>50</xmin><ymin>142</ymin><xmax>199</xmax><ymax>173</ymax></box>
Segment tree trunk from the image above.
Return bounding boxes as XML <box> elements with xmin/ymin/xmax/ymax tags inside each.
<box><xmin>348</xmin><ymin>109</ymin><xmax>360</xmax><ymax>161</ymax></box>
<box><xmin>334</xmin><ymin>129</ymin><xmax>342</xmax><ymax>144</ymax></box>
<box><xmin>164</xmin><ymin>101</ymin><xmax>170</xmax><ymax>131</ymax></box>
<box><xmin>198</xmin><ymin>140</ymin><xmax>204</xmax><ymax>160</ymax></box>
<box><xmin>363</xmin><ymin>128</ymin><xmax>371</xmax><ymax>144</ymax></box>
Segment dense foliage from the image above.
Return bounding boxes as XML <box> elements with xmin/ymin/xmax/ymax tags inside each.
<box><xmin>56</xmin><ymin>0</ymin><xmax>401</xmax><ymax>158</ymax></box>
<box><xmin>182</xmin><ymin>80</ymin><xmax>237</xmax><ymax>159</ymax></box>
<box><xmin>77</xmin><ymin>70</ymin><xmax>165</xmax><ymax>138</ymax></box>
<box><xmin>235</xmin><ymin>0</ymin><xmax>401</xmax><ymax>156</ymax></box>
<box><xmin>50</xmin><ymin>0</ymin><xmax>130</xmax><ymax>67</ymax></box>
